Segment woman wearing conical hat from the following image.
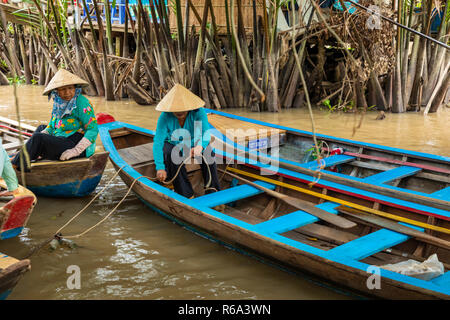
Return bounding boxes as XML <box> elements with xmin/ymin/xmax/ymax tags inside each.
<box><xmin>153</xmin><ymin>84</ymin><xmax>221</xmax><ymax>199</ymax></box>
<box><xmin>12</xmin><ymin>69</ymin><xmax>98</xmax><ymax>171</ymax></box>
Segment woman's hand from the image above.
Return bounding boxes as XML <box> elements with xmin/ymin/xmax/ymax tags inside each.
<box><xmin>190</xmin><ymin>145</ymin><xmax>203</xmax><ymax>158</ymax></box>
<box><xmin>60</xmin><ymin>137</ymin><xmax>92</xmax><ymax>161</ymax></box>
<box><xmin>156</xmin><ymin>170</ymin><xmax>167</xmax><ymax>182</ymax></box>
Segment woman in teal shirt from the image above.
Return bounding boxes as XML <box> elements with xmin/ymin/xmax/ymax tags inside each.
<box><xmin>153</xmin><ymin>84</ymin><xmax>221</xmax><ymax>198</ymax></box>
<box><xmin>0</xmin><ymin>142</ymin><xmax>19</xmax><ymax>196</ymax></box>
<box><xmin>12</xmin><ymin>69</ymin><xmax>98</xmax><ymax>171</ymax></box>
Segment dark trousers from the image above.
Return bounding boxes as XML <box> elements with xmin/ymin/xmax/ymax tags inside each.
<box><xmin>11</xmin><ymin>125</ymin><xmax>85</xmax><ymax>170</ymax></box>
<box><xmin>163</xmin><ymin>142</ymin><xmax>221</xmax><ymax>198</ymax></box>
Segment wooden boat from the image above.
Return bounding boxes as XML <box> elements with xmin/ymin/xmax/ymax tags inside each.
<box><xmin>0</xmin><ymin>179</ymin><xmax>36</xmax><ymax>240</ymax></box>
<box><xmin>0</xmin><ymin>253</ymin><xmax>30</xmax><ymax>300</ymax></box>
<box><xmin>0</xmin><ymin>181</ymin><xmax>35</xmax><ymax>300</ymax></box>
<box><xmin>205</xmin><ymin>109</ymin><xmax>450</xmax><ymax>211</ymax></box>
<box><xmin>0</xmin><ymin>116</ymin><xmax>109</xmax><ymax>197</ymax></box>
<box><xmin>98</xmin><ymin>115</ymin><xmax>450</xmax><ymax>299</ymax></box>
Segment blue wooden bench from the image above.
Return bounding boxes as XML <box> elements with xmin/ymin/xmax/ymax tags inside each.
<box><xmin>253</xmin><ymin>211</ymin><xmax>316</xmax><ymax>234</ymax></box>
<box><xmin>327</xmin><ymin>222</ymin><xmax>424</xmax><ymax>261</ymax></box>
<box><xmin>190</xmin><ymin>180</ymin><xmax>276</xmax><ymax>208</ymax></box>
<box><xmin>431</xmin><ymin>187</ymin><xmax>450</xmax><ymax>200</ymax></box>
<box><xmin>303</xmin><ymin>155</ymin><xmax>355</xmax><ymax>170</ymax></box>
<box><xmin>253</xmin><ymin>202</ymin><xmax>341</xmax><ymax>234</ymax></box>
<box><xmin>432</xmin><ymin>271</ymin><xmax>450</xmax><ymax>287</ymax></box>
<box><xmin>363</xmin><ymin>166</ymin><xmax>422</xmax><ymax>184</ymax></box>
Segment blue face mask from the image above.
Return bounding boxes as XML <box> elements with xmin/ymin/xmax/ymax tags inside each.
<box><xmin>49</xmin><ymin>87</ymin><xmax>82</xmax><ymax>120</ymax></box>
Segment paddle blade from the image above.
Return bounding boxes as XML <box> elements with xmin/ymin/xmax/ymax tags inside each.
<box><xmin>283</xmin><ymin>197</ymin><xmax>357</xmax><ymax>229</ymax></box>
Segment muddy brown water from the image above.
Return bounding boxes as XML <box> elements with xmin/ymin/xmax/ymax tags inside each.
<box><xmin>0</xmin><ymin>85</ymin><xmax>448</xmax><ymax>300</ymax></box>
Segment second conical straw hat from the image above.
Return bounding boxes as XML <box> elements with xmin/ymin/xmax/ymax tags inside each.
<box><xmin>156</xmin><ymin>84</ymin><xmax>205</xmax><ymax>112</ymax></box>
<box><xmin>43</xmin><ymin>69</ymin><xmax>89</xmax><ymax>95</ymax></box>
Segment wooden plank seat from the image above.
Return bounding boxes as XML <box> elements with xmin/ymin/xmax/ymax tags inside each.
<box><xmin>252</xmin><ymin>210</ymin><xmax>319</xmax><ymax>234</ymax></box>
<box><xmin>252</xmin><ymin>201</ymin><xmax>341</xmax><ymax>234</ymax></box>
<box><xmin>302</xmin><ymin>154</ymin><xmax>355</xmax><ymax>170</ymax></box>
<box><xmin>118</xmin><ymin>143</ymin><xmax>201</xmax><ymax>173</ymax></box>
<box><xmin>117</xmin><ymin>143</ymin><xmax>154</xmax><ymax>167</ymax></box>
<box><xmin>432</xmin><ymin>271</ymin><xmax>450</xmax><ymax>287</ymax></box>
<box><xmin>190</xmin><ymin>180</ymin><xmax>276</xmax><ymax>208</ymax></box>
<box><xmin>327</xmin><ymin>223</ymin><xmax>424</xmax><ymax>261</ymax></box>
<box><xmin>431</xmin><ymin>187</ymin><xmax>450</xmax><ymax>200</ymax></box>
<box><xmin>3</xmin><ymin>141</ymin><xmax>22</xmax><ymax>152</ymax></box>
<box><xmin>363</xmin><ymin>166</ymin><xmax>422</xmax><ymax>184</ymax></box>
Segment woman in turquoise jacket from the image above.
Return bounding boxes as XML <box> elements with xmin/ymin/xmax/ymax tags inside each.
<box><xmin>153</xmin><ymin>84</ymin><xmax>221</xmax><ymax>199</ymax></box>
<box><xmin>0</xmin><ymin>142</ymin><xmax>19</xmax><ymax>196</ymax></box>
<box><xmin>12</xmin><ymin>69</ymin><xmax>98</xmax><ymax>171</ymax></box>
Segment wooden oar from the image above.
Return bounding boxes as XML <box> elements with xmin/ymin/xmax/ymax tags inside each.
<box><xmin>337</xmin><ymin>206</ymin><xmax>450</xmax><ymax>251</ymax></box>
<box><xmin>218</xmin><ymin>168</ymin><xmax>357</xmax><ymax>229</ymax></box>
<box><xmin>225</xmin><ymin>166</ymin><xmax>450</xmax><ymax>234</ymax></box>
<box><xmin>212</xmin><ymin>137</ymin><xmax>450</xmax><ymax>211</ymax></box>
<box><xmin>328</xmin><ymin>150</ymin><xmax>450</xmax><ymax>175</ymax></box>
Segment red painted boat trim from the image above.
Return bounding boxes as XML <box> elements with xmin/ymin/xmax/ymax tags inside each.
<box><xmin>0</xmin><ymin>124</ymin><xmax>32</xmax><ymax>137</ymax></box>
<box><xmin>340</xmin><ymin>151</ymin><xmax>450</xmax><ymax>174</ymax></box>
<box><xmin>0</xmin><ymin>196</ymin><xmax>35</xmax><ymax>232</ymax></box>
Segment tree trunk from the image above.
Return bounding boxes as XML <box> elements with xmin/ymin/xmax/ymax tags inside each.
<box><xmin>428</xmin><ymin>72</ymin><xmax>450</xmax><ymax>113</ymax></box>
<box><xmin>0</xmin><ymin>69</ymin><xmax>9</xmax><ymax>85</ymax></box>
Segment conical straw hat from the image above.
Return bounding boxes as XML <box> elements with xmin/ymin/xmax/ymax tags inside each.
<box><xmin>42</xmin><ymin>69</ymin><xmax>89</xmax><ymax>95</ymax></box>
<box><xmin>156</xmin><ymin>84</ymin><xmax>205</xmax><ymax>112</ymax></box>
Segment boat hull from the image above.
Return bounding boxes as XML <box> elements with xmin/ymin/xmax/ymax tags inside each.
<box><xmin>99</xmin><ymin>120</ymin><xmax>450</xmax><ymax>300</ymax></box>
<box><xmin>0</xmin><ymin>179</ymin><xmax>36</xmax><ymax>240</ymax></box>
<box><xmin>111</xmin><ymin>160</ymin><xmax>448</xmax><ymax>300</ymax></box>
<box><xmin>15</xmin><ymin>152</ymin><xmax>109</xmax><ymax>197</ymax></box>
<box><xmin>0</xmin><ymin>195</ymin><xmax>36</xmax><ymax>240</ymax></box>
<box><xmin>0</xmin><ymin>255</ymin><xmax>30</xmax><ymax>300</ymax></box>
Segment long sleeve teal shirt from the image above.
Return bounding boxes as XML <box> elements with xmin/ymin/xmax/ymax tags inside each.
<box><xmin>0</xmin><ymin>142</ymin><xmax>19</xmax><ymax>191</ymax></box>
<box><xmin>45</xmin><ymin>95</ymin><xmax>99</xmax><ymax>157</ymax></box>
<box><xmin>153</xmin><ymin>108</ymin><xmax>211</xmax><ymax>171</ymax></box>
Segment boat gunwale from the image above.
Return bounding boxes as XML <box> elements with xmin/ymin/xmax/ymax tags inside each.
<box><xmin>99</xmin><ymin>120</ymin><xmax>450</xmax><ymax>299</ymax></box>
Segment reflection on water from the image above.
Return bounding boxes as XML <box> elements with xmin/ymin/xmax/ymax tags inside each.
<box><xmin>0</xmin><ymin>85</ymin><xmax>448</xmax><ymax>300</ymax></box>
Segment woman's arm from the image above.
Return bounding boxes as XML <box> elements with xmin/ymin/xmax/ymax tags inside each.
<box><xmin>45</xmin><ymin>115</ymin><xmax>55</xmax><ymax>135</ymax></box>
<box><xmin>60</xmin><ymin>102</ymin><xmax>98</xmax><ymax>161</ymax></box>
<box><xmin>78</xmin><ymin>104</ymin><xmax>99</xmax><ymax>144</ymax></box>
<box><xmin>1</xmin><ymin>147</ymin><xmax>19</xmax><ymax>192</ymax></box>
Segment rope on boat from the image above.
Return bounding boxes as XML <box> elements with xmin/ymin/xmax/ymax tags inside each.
<box><xmin>23</xmin><ymin>153</ymin><xmax>215</xmax><ymax>257</ymax></box>
<box><xmin>58</xmin><ymin>154</ymin><xmax>213</xmax><ymax>239</ymax></box>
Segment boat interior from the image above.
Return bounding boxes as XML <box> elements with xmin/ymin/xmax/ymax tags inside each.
<box><xmin>207</xmin><ymin>113</ymin><xmax>450</xmax><ymax>198</ymax></box>
<box><xmin>109</xmin><ymin>126</ymin><xmax>450</xmax><ymax>286</ymax></box>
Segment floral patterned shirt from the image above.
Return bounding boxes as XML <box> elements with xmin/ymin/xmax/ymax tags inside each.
<box><xmin>45</xmin><ymin>95</ymin><xmax>98</xmax><ymax>157</ymax></box>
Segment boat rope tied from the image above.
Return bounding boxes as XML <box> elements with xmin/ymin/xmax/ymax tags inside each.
<box><xmin>53</xmin><ymin>154</ymin><xmax>214</xmax><ymax>239</ymax></box>
<box><xmin>226</xmin><ymin>167</ymin><xmax>450</xmax><ymax>235</ymax></box>
<box><xmin>23</xmin><ymin>153</ymin><xmax>216</xmax><ymax>258</ymax></box>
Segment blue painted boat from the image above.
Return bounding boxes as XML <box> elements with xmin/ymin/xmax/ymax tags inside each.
<box><xmin>205</xmin><ymin>109</ymin><xmax>450</xmax><ymax>211</ymax></box>
<box><xmin>99</xmin><ymin>116</ymin><xmax>450</xmax><ymax>299</ymax></box>
<box><xmin>0</xmin><ymin>116</ymin><xmax>109</xmax><ymax>197</ymax></box>
<box><xmin>14</xmin><ymin>153</ymin><xmax>110</xmax><ymax>197</ymax></box>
